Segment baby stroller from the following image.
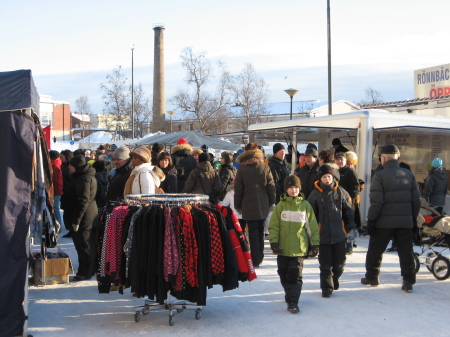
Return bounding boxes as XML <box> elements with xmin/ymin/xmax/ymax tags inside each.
<box><xmin>414</xmin><ymin>199</ymin><xmax>450</xmax><ymax>280</ymax></box>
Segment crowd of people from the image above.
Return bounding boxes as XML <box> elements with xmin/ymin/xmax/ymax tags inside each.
<box><xmin>50</xmin><ymin>137</ymin><xmax>447</xmax><ymax>314</ymax></box>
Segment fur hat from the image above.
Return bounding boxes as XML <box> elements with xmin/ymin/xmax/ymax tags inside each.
<box><xmin>318</xmin><ymin>164</ymin><xmax>334</xmax><ymax>180</ymax></box>
<box><xmin>177</xmin><ymin>138</ymin><xmax>188</xmax><ymax>145</ymax></box>
<box><xmin>130</xmin><ymin>147</ymin><xmax>152</xmax><ymax>163</ymax></box>
<box><xmin>332</xmin><ymin>138</ymin><xmax>341</xmax><ymax>146</ymax></box>
<box><xmin>284</xmin><ymin>175</ymin><xmax>301</xmax><ymax>191</ymax></box>
<box><xmin>305</xmin><ymin>148</ymin><xmax>318</xmax><ymax>158</ymax></box>
<box><xmin>152</xmin><ymin>142</ymin><xmax>164</xmax><ymax>153</ymax></box>
<box><xmin>69</xmin><ymin>155</ymin><xmax>86</xmax><ymax>170</ymax></box>
<box><xmin>273</xmin><ymin>143</ymin><xmax>285</xmax><ymax>155</ymax></box>
<box><xmin>113</xmin><ymin>147</ymin><xmax>130</xmax><ymax>160</ymax></box>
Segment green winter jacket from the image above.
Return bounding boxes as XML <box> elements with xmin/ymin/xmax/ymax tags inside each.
<box><xmin>268</xmin><ymin>193</ymin><xmax>320</xmax><ymax>257</ymax></box>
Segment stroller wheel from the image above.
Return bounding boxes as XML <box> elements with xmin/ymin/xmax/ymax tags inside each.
<box><xmin>412</xmin><ymin>253</ymin><xmax>420</xmax><ymax>274</ymax></box>
<box><xmin>425</xmin><ymin>252</ymin><xmax>438</xmax><ymax>272</ymax></box>
<box><xmin>431</xmin><ymin>256</ymin><xmax>450</xmax><ymax>280</ymax></box>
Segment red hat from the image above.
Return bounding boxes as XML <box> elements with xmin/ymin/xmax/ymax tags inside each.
<box><xmin>177</xmin><ymin>138</ymin><xmax>188</xmax><ymax>145</ymax></box>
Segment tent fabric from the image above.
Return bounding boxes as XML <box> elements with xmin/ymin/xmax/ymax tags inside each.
<box><xmin>0</xmin><ymin>70</ymin><xmax>40</xmax><ymax>115</ymax></box>
<box><xmin>0</xmin><ymin>111</ymin><xmax>36</xmax><ymax>337</ymax></box>
<box><xmin>132</xmin><ymin>131</ymin><xmax>241</xmax><ymax>152</ymax></box>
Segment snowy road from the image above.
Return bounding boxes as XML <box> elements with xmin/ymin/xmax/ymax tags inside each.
<box><xmin>28</xmin><ymin>232</ymin><xmax>450</xmax><ymax>337</ymax></box>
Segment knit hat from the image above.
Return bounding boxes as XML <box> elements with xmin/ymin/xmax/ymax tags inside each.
<box><xmin>305</xmin><ymin>148</ymin><xmax>318</xmax><ymax>158</ymax></box>
<box><xmin>69</xmin><ymin>155</ymin><xmax>86</xmax><ymax>170</ymax></box>
<box><xmin>432</xmin><ymin>158</ymin><xmax>443</xmax><ymax>168</ymax></box>
<box><xmin>152</xmin><ymin>142</ymin><xmax>164</xmax><ymax>153</ymax></box>
<box><xmin>332</xmin><ymin>138</ymin><xmax>341</xmax><ymax>146</ymax></box>
<box><xmin>177</xmin><ymin>138</ymin><xmax>188</xmax><ymax>145</ymax></box>
<box><xmin>92</xmin><ymin>160</ymin><xmax>106</xmax><ymax>172</ymax></box>
<box><xmin>130</xmin><ymin>147</ymin><xmax>152</xmax><ymax>163</ymax></box>
<box><xmin>110</xmin><ymin>144</ymin><xmax>118</xmax><ymax>151</ymax></box>
<box><xmin>97</xmin><ymin>145</ymin><xmax>105</xmax><ymax>151</ymax></box>
<box><xmin>113</xmin><ymin>146</ymin><xmax>130</xmax><ymax>160</ymax></box>
<box><xmin>273</xmin><ymin>143</ymin><xmax>285</xmax><ymax>155</ymax></box>
<box><xmin>199</xmin><ymin>152</ymin><xmax>210</xmax><ymax>163</ymax></box>
<box><xmin>284</xmin><ymin>175</ymin><xmax>301</xmax><ymax>191</ymax></box>
<box><xmin>201</xmin><ymin>144</ymin><xmax>208</xmax><ymax>151</ymax></box>
<box><xmin>318</xmin><ymin>164</ymin><xmax>334</xmax><ymax>180</ymax></box>
<box><xmin>335</xmin><ymin>152</ymin><xmax>346</xmax><ymax>159</ymax></box>
<box><xmin>381</xmin><ymin>144</ymin><xmax>400</xmax><ymax>155</ymax></box>
<box><xmin>306</xmin><ymin>143</ymin><xmax>317</xmax><ymax>150</ymax></box>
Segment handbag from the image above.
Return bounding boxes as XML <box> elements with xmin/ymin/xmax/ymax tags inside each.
<box><xmin>197</xmin><ymin>168</ymin><xmax>219</xmax><ymax>204</ymax></box>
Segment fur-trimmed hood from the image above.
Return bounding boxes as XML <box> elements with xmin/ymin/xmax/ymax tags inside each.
<box><xmin>236</xmin><ymin>149</ymin><xmax>264</xmax><ymax>165</ymax></box>
<box><xmin>171</xmin><ymin>143</ymin><xmax>193</xmax><ymax>155</ymax></box>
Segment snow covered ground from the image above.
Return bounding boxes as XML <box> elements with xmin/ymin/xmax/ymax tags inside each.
<box><xmin>27</xmin><ymin>228</ymin><xmax>450</xmax><ymax>337</ymax></box>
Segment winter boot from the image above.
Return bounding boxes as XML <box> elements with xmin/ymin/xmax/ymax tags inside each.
<box><xmin>401</xmin><ymin>281</ymin><xmax>413</xmax><ymax>293</ymax></box>
<box><xmin>360</xmin><ymin>278</ymin><xmax>380</xmax><ymax>286</ymax></box>
<box><xmin>322</xmin><ymin>289</ymin><xmax>333</xmax><ymax>298</ymax></box>
<box><xmin>287</xmin><ymin>302</ymin><xmax>300</xmax><ymax>314</ymax></box>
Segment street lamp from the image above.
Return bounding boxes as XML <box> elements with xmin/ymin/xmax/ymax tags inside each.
<box><xmin>284</xmin><ymin>88</ymin><xmax>300</xmax><ymax>120</ymax></box>
<box><xmin>166</xmin><ymin>110</ymin><xmax>175</xmax><ymax>133</ymax></box>
<box><xmin>131</xmin><ymin>44</ymin><xmax>135</xmax><ymax>139</ymax></box>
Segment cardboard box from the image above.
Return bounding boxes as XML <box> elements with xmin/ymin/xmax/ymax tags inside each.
<box><xmin>32</xmin><ymin>256</ymin><xmax>72</xmax><ymax>286</ymax></box>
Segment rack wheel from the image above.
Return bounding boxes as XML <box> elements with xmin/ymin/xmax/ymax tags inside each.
<box><xmin>412</xmin><ymin>253</ymin><xmax>420</xmax><ymax>274</ymax></box>
<box><xmin>134</xmin><ymin>313</ymin><xmax>140</xmax><ymax>323</ymax></box>
<box><xmin>431</xmin><ymin>256</ymin><xmax>450</xmax><ymax>280</ymax></box>
<box><xmin>177</xmin><ymin>309</ymin><xmax>184</xmax><ymax>313</ymax></box>
<box><xmin>425</xmin><ymin>252</ymin><xmax>437</xmax><ymax>272</ymax></box>
<box><xmin>142</xmin><ymin>308</ymin><xmax>149</xmax><ymax>315</ymax></box>
<box><xmin>169</xmin><ymin>317</ymin><xmax>175</xmax><ymax>326</ymax></box>
<box><xmin>195</xmin><ymin>309</ymin><xmax>202</xmax><ymax>320</ymax></box>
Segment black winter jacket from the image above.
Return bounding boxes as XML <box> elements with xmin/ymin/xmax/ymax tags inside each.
<box><xmin>171</xmin><ymin>144</ymin><xmax>197</xmax><ymax>192</ymax></box>
<box><xmin>335</xmin><ymin>144</ymin><xmax>349</xmax><ymax>153</ymax></box>
<box><xmin>308</xmin><ymin>181</ymin><xmax>356</xmax><ymax>245</ymax></box>
<box><xmin>423</xmin><ymin>167</ymin><xmax>448</xmax><ymax>206</ymax></box>
<box><xmin>218</xmin><ymin>161</ymin><xmax>237</xmax><ymax>200</ymax></box>
<box><xmin>159</xmin><ymin>166</ymin><xmax>178</xmax><ymax>193</ymax></box>
<box><xmin>295</xmin><ymin>161</ymin><xmax>320</xmax><ymax>199</ymax></box>
<box><xmin>338</xmin><ymin>166</ymin><xmax>359</xmax><ymax>200</ymax></box>
<box><xmin>368</xmin><ymin>160</ymin><xmax>420</xmax><ymax>229</ymax></box>
<box><xmin>107</xmin><ymin>159</ymin><xmax>134</xmax><ymax>202</ymax></box>
<box><xmin>62</xmin><ymin>164</ymin><xmax>98</xmax><ymax>229</ymax></box>
<box><xmin>95</xmin><ymin>170</ymin><xmax>108</xmax><ymax>207</ymax></box>
<box><xmin>268</xmin><ymin>156</ymin><xmax>290</xmax><ymax>203</ymax></box>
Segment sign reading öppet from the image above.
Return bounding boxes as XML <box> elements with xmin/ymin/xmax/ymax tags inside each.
<box><xmin>414</xmin><ymin>63</ymin><xmax>450</xmax><ymax>99</ymax></box>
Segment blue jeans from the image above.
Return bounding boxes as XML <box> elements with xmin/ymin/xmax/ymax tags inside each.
<box><xmin>54</xmin><ymin>195</ymin><xmax>62</xmax><ymax>226</ymax></box>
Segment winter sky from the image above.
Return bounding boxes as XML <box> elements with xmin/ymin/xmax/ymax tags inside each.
<box><xmin>1</xmin><ymin>0</ymin><xmax>449</xmax><ymax>115</ymax></box>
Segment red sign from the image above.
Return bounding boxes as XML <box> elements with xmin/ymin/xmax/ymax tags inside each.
<box><xmin>42</xmin><ymin>125</ymin><xmax>51</xmax><ymax>149</ymax></box>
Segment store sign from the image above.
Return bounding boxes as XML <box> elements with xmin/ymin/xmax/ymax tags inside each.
<box><xmin>414</xmin><ymin>63</ymin><xmax>450</xmax><ymax>98</ymax></box>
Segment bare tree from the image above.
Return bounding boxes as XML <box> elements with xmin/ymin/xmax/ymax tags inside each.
<box><xmin>100</xmin><ymin>66</ymin><xmax>129</xmax><ymax>139</ymax></box>
<box><xmin>170</xmin><ymin>47</ymin><xmax>232</xmax><ymax>133</ymax></box>
<box><xmin>129</xmin><ymin>83</ymin><xmax>152</xmax><ymax>137</ymax></box>
<box><xmin>229</xmin><ymin>63</ymin><xmax>269</xmax><ymax>129</ymax></box>
<box><xmin>75</xmin><ymin>96</ymin><xmax>92</xmax><ymax>139</ymax></box>
<box><xmin>357</xmin><ymin>87</ymin><xmax>383</xmax><ymax>106</ymax></box>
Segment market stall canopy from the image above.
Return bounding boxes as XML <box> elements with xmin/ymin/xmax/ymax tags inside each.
<box><xmin>132</xmin><ymin>131</ymin><xmax>241</xmax><ymax>152</ymax></box>
<box><xmin>0</xmin><ymin>69</ymin><xmax>40</xmax><ymax>114</ymax></box>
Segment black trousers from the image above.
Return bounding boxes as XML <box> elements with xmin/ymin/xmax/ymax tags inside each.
<box><xmin>247</xmin><ymin>219</ymin><xmax>265</xmax><ymax>267</ymax></box>
<box><xmin>318</xmin><ymin>241</ymin><xmax>347</xmax><ymax>290</ymax></box>
<box><xmin>365</xmin><ymin>228</ymin><xmax>415</xmax><ymax>284</ymax></box>
<box><xmin>66</xmin><ymin>214</ymin><xmax>95</xmax><ymax>278</ymax></box>
<box><xmin>277</xmin><ymin>255</ymin><xmax>304</xmax><ymax>304</ymax></box>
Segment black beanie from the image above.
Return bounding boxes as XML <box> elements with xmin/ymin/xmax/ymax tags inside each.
<box><xmin>199</xmin><ymin>152</ymin><xmax>210</xmax><ymax>163</ymax></box>
<box><xmin>284</xmin><ymin>175</ymin><xmax>301</xmax><ymax>191</ymax></box>
<box><xmin>273</xmin><ymin>143</ymin><xmax>285</xmax><ymax>155</ymax></box>
<box><xmin>152</xmin><ymin>142</ymin><xmax>164</xmax><ymax>153</ymax></box>
<box><xmin>332</xmin><ymin>138</ymin><xmax>341</xmax><ymax>146</ymax></box>
<box><xmin>92</xmin><ymin>160</ymin><xmax>106</xmax><ymax>172</ymax></box>
<box><xmin>318</xmin><ymin>164</ymin><xmax>335</xmax><ymax>180</ymax></box>
<box><xmin>69</xmin><ymin>155</ymin><xmax>87</xmax><ymax>170</ymax></box>
<box><xmin>305</xmin><ymin>148</ymin><xmax>318</xmax><ymax>158</ymax></box>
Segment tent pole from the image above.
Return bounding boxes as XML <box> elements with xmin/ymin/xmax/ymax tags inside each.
<box><xmin>291</xmin><ymin>129</ymin><xmax>297</xmax><ymax>175</ymax></box>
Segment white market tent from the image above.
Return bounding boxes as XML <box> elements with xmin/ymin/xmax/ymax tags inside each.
<box><xmin>247</xmin><ymin>109</ymin><xmax>450</xmax><ymax>220</ymax></box>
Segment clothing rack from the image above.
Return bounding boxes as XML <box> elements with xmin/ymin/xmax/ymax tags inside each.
<box><xmin>123</xmin><ymin>193</ymin><xmax>209</xmax><ymax>326</ymax></box>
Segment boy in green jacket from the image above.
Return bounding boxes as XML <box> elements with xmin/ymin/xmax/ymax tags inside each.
<box><xmin>269</xmin><ymin>175</ymin><xmax>320</xmax><ymax>314</ymax></box>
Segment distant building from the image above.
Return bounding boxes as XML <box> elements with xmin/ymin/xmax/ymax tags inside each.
<box><xmin>39</xmin><ymin>95</ymin><xmax>71</xmax><ymax>141</ymax></box>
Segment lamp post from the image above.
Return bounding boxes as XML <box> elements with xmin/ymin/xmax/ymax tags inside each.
<box><xmin>166</xmin><ymin>110</ymin><xmax>175</xmax><ymax>133</ymax></box>
<box><xmin>327</xmin><ymin>0</ymin><xmax>332</xmax><ymax>115</ymax></box>
<box><xmin>131</xmin><ymin>44</ymin><xmax>135</xmax><ymax>139</ymax></box>
<box><xmin>284</xmin><ymin>88</ymin><xmax>299</xmax><ymax>120</ymax></box>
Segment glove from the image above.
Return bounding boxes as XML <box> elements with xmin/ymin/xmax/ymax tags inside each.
<box><xmin>347</xmin><ymin>229</ymin><xmax>358</xmax><ymax>241</ymax></box>
<box><xmin>269</xmin><ymin>204</ymin><xmax>275</xmax><ymax>212</ymax></box>
<box><xmin>367</xmin><ymin>219</ymin><xmax>376</xmax><ymax>236</ymax></box>
<box><xmin>308</xmin><ymin>245</ymin><xmax>319</xmax><ymax>258</ymax></box>
<box><xmin>72</xmin><ymin>224</ymin><xmax>79</xmax><ymax>232</ymax></box>
<box><xmin>270</xmin><ymin>242</ymin><xmax>282</xmax><ymax>254</ymax></box>
<box><xmin>235</xmin><ymin>208</ymin><xmax>242</xmax><ymax>215</ymax></box>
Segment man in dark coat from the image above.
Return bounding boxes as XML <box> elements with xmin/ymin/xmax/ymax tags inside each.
<box><xmin>361</xmin><ymin>144</ymin><xmax>421</xmax><ymax>293</ymax></box>
<box><xmin>295</xmin><ymin>148</ymin><xmax>320</xmax><ymax>199</ymax></box>
<box><xmin>107</xmin><ymin>147</ymin><xmax>133</xmax><ymax>202</ymax></box>
<box><xmin>218</xmin><ymin>151</ymin><xmax>237</xmax><ymax>200</ymax></box>
<box><xmin>171</xmin><ymin>138</ymin><xmax>197</xmax><ymax>192</ymax></box>
<box><xmin>332</xmin><ymin>138</ymin><xmax>349</xmax><ymax>153</ymax></box>
<box><xmin>63</xmin><ymin>155</ymin><xmax>98</xmax><ymax>281</ymax></box>
<box><xmin>268</xmin><ymin>143</ymin><xmax>290</xmax><ymax>204</ymax></box>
